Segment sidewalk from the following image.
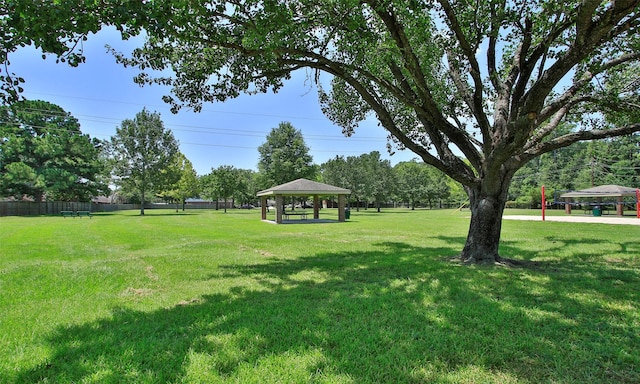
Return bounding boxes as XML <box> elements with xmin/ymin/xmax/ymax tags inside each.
<box><xmin>503</xmin><ymin>215</ymin><xmax>640</xmax><ymax>226</ymax></box>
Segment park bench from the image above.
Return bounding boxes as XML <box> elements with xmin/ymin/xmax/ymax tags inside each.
<box><xmin>283</xmin><ymin>211</ymin><xmax>308</xmax><ymax>220</ymax></box>
<box><xmin>61</xmin><ymin>210</ymin><xmax>92</xmax><ymax>218</ymax></box>
<box><xmin>77</xmin><ymin>211</ymin><xmax>92</xmax><ymax>218</ymax></box>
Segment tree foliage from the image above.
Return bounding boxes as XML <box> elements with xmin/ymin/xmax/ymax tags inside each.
<box><xmin>359</xmin><ymin>151</ymin><xmax>396</xmax><ymax>212</ymax></box>
<box><xmin>1</xmin><ymin>0</ymin><xmax>147</xmax><ymax>103</ymax></box>
<box><xmin>233</xmin><ymin>168</ymin><xmax>259</xmax><ymax>206</ymax></box>
<box><xmin>157</xmin><ymin>152</ymin><xmax>200</xmax><ymax>211</ymax></box>
<box><xmin>0</xmin><ymin>100</ymin><xmax>107</xmax><ymax>201</ymax></box>
<box><xmin>205</xmin><ymin>165</ymin><xmax>243</xmax><ymax>213</ymax></box>
<box><xmin>5</xmin><ymin>0</ymin><xmax>640</xmax><ymax>263</ymax></box>
<box><xmin>257</xmin><ymin>122</ymin><xmax>316</xmax><ymax>187</ymax></box>
<box><xmin>395</xmin><ymin>160</ymin><xmax>450</xmax><ymax>209</ymax></box>
<box><xmin>511</xmin><ymin>133</ymin><xmax>640</xmax><ymax>200</ymax></box>
<box><xmin>322</xmin><ymin>151</ymin><xmax>412</xmax><ymax>211</ymax></box>
<box><xmin>110</xmin><ymin>109</ymin><xmax>179</xmax><ymax>215</ymax></box>
<box><xmin>586</xmin><ymin>134</ymin><xmax>640</xmax><ymax>188</ymax></box>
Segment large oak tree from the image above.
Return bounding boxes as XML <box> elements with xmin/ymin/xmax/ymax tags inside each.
<box><xmin>4</xmin><ymin>0</ymin><xmax>640</xmax><ymax>263</ymax></box>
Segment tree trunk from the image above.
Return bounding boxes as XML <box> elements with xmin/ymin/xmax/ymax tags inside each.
<box><xmin>459</xmin><ymin>181</ymin><xmax>510</xmax><ymax>264</ymax></box>
<box><xmin>140</xmin><ymin>187</ymin><xmax>145</xmax><ymax>216</ymax></box>
<box><xmin>34</xmin><ymin>191</ymin><xmax>44</xmax><ymax>203</ymax></box>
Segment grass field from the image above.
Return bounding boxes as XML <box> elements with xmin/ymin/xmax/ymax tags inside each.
<box><xmin>1</xmin><ymin>208</ymin><xmax>638</xmax><ymax>383</ymax></box>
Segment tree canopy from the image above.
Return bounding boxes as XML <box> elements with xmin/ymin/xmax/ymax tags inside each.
<box><xmin>157</xmin><ymin>152</ymin><xmax>200</xmax><ymax>211</ymax></box>
<box><xmin>206</xmin><ymin>165</ymin><xmax>243</xmax><ymax>213</ymax></box>
<box><xmin>257</xmin><ymin>122</ymin><xmax>316</xmax><ymax>187</ymax></box>
<box><xmin>110</xmin><ymin>109</ymin><xmax>179</xmax><ymax>215</ymax></box>
<box><xmin>321</xmin><ymin>151</ymin><xmax>398</xmax><ymax>211</ymax></box>
<box><xmin>4</xmin><ymin>0</ymin><xmax>640</xmax><ymax>263</ymax></box>
<box><xmin>395</xmin><ymin>160</ymin><xmax>451</xmax><ymax>209</ymax></box>
<box><xmin>1</xmin><ymin>0</ymin><xmax>149</xmax><ymax>103</ymax></box>
<box><xmin>0</xmin><ymin>100</ymin><xmax>107</xmax><ymax>201</ymax></box>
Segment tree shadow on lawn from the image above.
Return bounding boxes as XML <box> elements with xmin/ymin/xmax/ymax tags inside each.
<box><xmin>135</xmin><ymin>212</ymin><xmax>201</xmax><ymax>217</ymax></box>
<box><xmin>17</xmin><ymin>241</ymin><xmax>639</xmax><ymax>383</ymax></box>
<box><xmin>442</xmin><ymin>233</ymin><xmax>640</xmax><ymax>298</ymax></box>
<box><xmin>94</xmin><ymin>212</ymin><xmax>198</xmax><ymax>216</ymax></box>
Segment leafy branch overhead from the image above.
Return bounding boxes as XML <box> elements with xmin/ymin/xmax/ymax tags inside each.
<box><xmin>101</xmin><ymin>1</ymin><xmax>639</xmax><ymax>185</ymax></box>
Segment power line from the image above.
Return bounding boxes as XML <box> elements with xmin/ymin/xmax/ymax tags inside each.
<box><xmin>180</xmin><ymin>141</ymin><xmax>370</xmax><ymax>153</ymax></box>
<box><xmin>8</xmin><ymin>106</ymin><xmax>387</xmax><ymax>143</ymax></box>
<box><xmin>0</xmin><ymin>121</ymin><xmax>374</xmax><ymax>154</ymax></box>
<box><xmin>23</xmin><ymin>91</ymin><xmax>330</xmax><ymax>121</ymax></box>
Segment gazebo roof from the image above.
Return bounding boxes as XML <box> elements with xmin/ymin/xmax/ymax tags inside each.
<box><xmin>257</xmin><ymin>178</ymin><xmax>351</xmax><ymax>197</ymax></box>
<box><xmin>560</xmin><ymin>184</ymin><xmax>638</xmax><ymax>198</ymax></box>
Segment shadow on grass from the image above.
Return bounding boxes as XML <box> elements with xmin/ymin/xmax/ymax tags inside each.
<box><xmin>27</xmin><ymin>211</ymin><xmax>202</xmax><ymax>218</ymax></box>
<box><xmin>17</xmin><ymin>241</ymin><xmax>639</xmax><ymax>383</ymax></box>
<box><xmin>346</xmin><ymin>209</ymin><xmax>419</xmax><ymax>216</ymax></box>
<box><xmin>135</xmin><ymin>212</ymin><xmax>201</xmax><ymax>217</ymax></box>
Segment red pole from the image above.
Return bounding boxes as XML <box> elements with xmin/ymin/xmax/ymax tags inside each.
<box><xmin>542</xmin><ymin>185</ymin><xmax>546</xmax><ymax>221</ymax></box>
<box><xmin>636</xmin><ymin>189</ymin><xmax>639</xmax><ymax>219</ymax></box>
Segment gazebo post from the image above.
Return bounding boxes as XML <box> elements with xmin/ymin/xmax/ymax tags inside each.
<box><xmin>565</xmin><ymin>198</ymin><xmax>572</xmax><ymax>214</ymax></box>
<box><xmin>313</xmin><ymin>195</ymin><xmax>319</xmax><ymax>219</ymax></box>
<box><xmin>338</xmin><ymin>195</ymin><xmax>346</xmax><ymax>222</ymax></box>
<box><xmin>261</xmin><ymin>196</ymin><xmax>267</xmax><ymax>220</ymax></box>
<box><xmin>275</xmin><ymin>195</ymin><xmax>284</xmax><ymax>224</ymax></box>
<box><xmin>616</xmin><ymin>196</ymin><xmax>623</xmax><ymax>216</ymax></box>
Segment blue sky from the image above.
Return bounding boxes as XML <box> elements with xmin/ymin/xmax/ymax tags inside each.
<box><xmin>11</xmin><ymin>27</ymin><xmax>417</xmax><ymax>175</ymax></box>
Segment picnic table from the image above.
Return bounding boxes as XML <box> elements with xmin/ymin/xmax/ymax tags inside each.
<box><xmin>61</xmin><ymin>210</ymin><xmax>92</xmax><ymax>218</ymax></box>
<box><xmin>283</xmin><ymin>211</ymin><xmax>308</xmax><ymax>220</ymax></box>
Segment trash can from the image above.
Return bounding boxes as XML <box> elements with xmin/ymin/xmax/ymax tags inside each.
<box><xmin>593</xmin><ymin>206</ymin><xmax>601</xmax><ymax>217</ymax></box>
<box><xmin>344</xmin><ymin>208</ymin><xmax>350</xmax><ymax>220</ymax></box>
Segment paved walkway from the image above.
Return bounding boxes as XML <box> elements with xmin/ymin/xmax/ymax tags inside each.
<box><xmin>503</xmin><ymin>215</ymin><xmax>640</xmax><ymax>226</ymax></box>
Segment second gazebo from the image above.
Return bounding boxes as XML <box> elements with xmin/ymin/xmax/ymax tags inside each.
<box><xmin>257</xmin><ymin>178</ymin><xmax>351</xmax><ymax>223</ymax></box>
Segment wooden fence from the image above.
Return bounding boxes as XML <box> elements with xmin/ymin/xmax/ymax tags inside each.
<box><xmin>0</xmin><ymin>201</ymin><xmax>242</xmax><ymax>216</ymax></box>
<box><xmin>0</xmin><ymin>202</ymin><xmax>140</xmax><ymax>217</ymax></box>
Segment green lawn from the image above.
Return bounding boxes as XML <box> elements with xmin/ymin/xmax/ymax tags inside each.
<box><xmin>1</xmin><ymin>208</ymin><xmax>638</xmax><ymax>383</ymax></box>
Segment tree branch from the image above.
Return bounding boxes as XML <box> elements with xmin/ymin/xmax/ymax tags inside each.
<box><xmin>329</xmin><ymin>64</ymin><xmax>478</xmax><ymax>186</ymax></box>
<box><xmin>524</xmin><ymin>0</ymin><xmax>640</xmax><ymax>114</ymax></box>
<box><xmin>521</xmin><ymin>122</ymin><xmax>640</xmax><ymax>163</ymax></box>
<box><xmin>539</xmin><ymin>51</ymin><xmax>640</xmax><ymax>121</ymax></box>
<box><xmin>360</xmin><ymin>1</ymin><xmax>484</xmax><ymax>170</ymax></box>
<box><xmin>487</xmin><ymin>0</ymin><xmax>507</xmax><ymax>92</ymax></box>
<box><xmin>437</xmin><ymin>0</ymin><xmax>492</xmax><ymax>140</ymax></box>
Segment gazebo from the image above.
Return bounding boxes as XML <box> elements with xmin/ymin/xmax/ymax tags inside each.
<box><xmin>256</xmin><ymin>178</ymin><xmax>351</xmax><ymax>223</ymax></box>
<box><xmin>560</xmin><ymin>184</ymin><xmax>639</xmax><ymax>216</ymax></box>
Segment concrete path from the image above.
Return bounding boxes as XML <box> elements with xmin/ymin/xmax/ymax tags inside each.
<box><xmin>503</xmin><ymin>215</ymin><xmax>640</xmax><ymax>226</ymax></box>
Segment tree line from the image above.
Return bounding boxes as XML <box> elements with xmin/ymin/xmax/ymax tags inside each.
<box><xmin>0</xmin><ymin>101</ymin><xmax>461</xmax><ymax>212</ymax></box>
<box><xmin>2</xmin><ymin>100</ymin><xmax>637</xmax><ymax>214</ymax></box>
<box><xmin>510</xmin><ymin>132</ymin><xmax>640</xmax><ymax>207</ymax></box>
